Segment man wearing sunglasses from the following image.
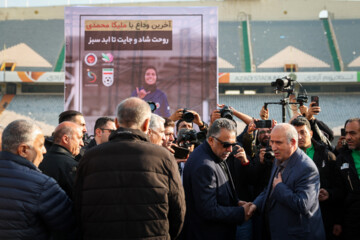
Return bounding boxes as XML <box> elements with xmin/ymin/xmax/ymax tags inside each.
<box><xmin>183</xmin><ymin>118</ymin><xmax>254</xmax><ymax>240</ymax></box>
<box><xmin>86</xmin><ymin>117</ymin><xmax>116</xmax><ymax>151</ymax></box>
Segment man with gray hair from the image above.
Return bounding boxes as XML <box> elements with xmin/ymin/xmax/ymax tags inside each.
<box><xmin>183</xmin><ymin>118</ymin><xmax>254</xmax><ymax>240</ymax></box>
<box><xmin>74</xmin><ymin>97</ymin><xmax>185</xmax><ymax>240</ymax></box>
<box><xmin>149</xmin><ymin>113</ymin><xmax>166</xmax><ymax>146</ymax></box>
<box><xmin>0</xmin><ymin>119</ymin><xmax>76</xmax><ymax>239</ymax></box>
<box><xmin>252</xmin><ymin>123</ymin><xmax>325</xmax><ymax>240</ymax></box>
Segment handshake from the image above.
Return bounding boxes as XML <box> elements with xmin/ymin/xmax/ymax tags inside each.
<box><xmin>238</xmin><ymin>201</ymin><xmax>257</xmax><ymax>221</ymax></box>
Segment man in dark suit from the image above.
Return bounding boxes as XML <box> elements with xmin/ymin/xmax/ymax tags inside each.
<box><xmin>183</xmin><ymin>118</ymin><xmax>253</xmax><ymax>240</ymax></box>
<box><xmin>252</xmin><ymin>123</ymin><xmax>325</xmax><ymax>240</ymax></box>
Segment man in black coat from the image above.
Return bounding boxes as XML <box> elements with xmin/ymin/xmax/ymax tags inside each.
<box><xmin>183</xmin><ymin>118</ymin><xmax>254</xmax><ymax>240</ymax></box>
<box><xmin>74</xmin><ymin>97</ymin><xmax>185</xmax><ymax>240</ymax></box>
<box><xmin>39</xmin><ymin>121</ymin><xmax>84</xmax><ymax>199</ymax></box>
<box><xmin>334</xmin><ymin>118</ymin><xmax>360</xmax><ymax>239</ymax></box>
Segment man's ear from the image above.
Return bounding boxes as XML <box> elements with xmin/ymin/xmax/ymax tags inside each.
<box><xmin>141</xmin><ymin>117</ymin><xmax>150</xmax><ymax>133</ymax></box>
<box><xmin>62</xmin><ymin>134</ymin><xmax>70</xmax><ymax>145</ymax></box>
<box><xmin>310</xmin><ymin>130</ymin><xmax>313</xmax><ymax>138</ymax></box>
<box><xmin>114</xmin><ymin>117</ymin><xmax>120</xmax><ymax>129</ymax></box>
<box><xmin>95</xmin><ymin>128</ymin><xmax>102</xmax><ymax>137</ymax></box>
<box><xmin>17</xmin><ymin>143</ymin><xmax>29</xmax><ymax>158</ymax></box>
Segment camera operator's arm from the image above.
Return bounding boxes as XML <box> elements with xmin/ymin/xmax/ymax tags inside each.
<box><xmin>231</xmin><ymin>107</ymin><xmax>252</xmax><ymax>125</ymax></box>
<box><xmin>169</xmin><ymin>108</ymin><xmax>184</xmax><ymax>122</ymax></box>
<box><xmin>210</xmin><ymin>109</ymin><xmax>221</xmax><ymax>126</ymax></box>
<box><xmin>242</xmin><ymin>121</ymin><xmax>256</xmax><ymax>158</ymax></box>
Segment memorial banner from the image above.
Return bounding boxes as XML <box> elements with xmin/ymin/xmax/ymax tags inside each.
<box><xmin>65</xmin><ymin>7</ymin><xmax>218</xmax><ymax>132</ymax></box>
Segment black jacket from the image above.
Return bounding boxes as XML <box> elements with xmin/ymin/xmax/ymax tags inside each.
<box><xmin>39</xmin><ymin>144</ymin><xmax>78</xmax><ymax>199</ymax></box>
<box><xmin>74</xmin><ymin>127</ymin><xmax>185</xmax><ymax>240</ymax></box>
<box><xmin>0</xmin><ymin>151</ymin><xmax>76</xmax><ymax>239</ymax></box>
<box><xmin>334</xmin><ymin>147</ymin><xmax>360</xmax><ymax>238</ymax></box>
<box><xmin>183</xmin><ymin>141</ymin><xmax>245</xmax><ymax>240</ymax></box>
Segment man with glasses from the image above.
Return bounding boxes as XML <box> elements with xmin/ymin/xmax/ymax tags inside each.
<box><xmin>183</xmin><ymin>118</ymin><xmax>254</xmax><ymax>240</ymax></box>
<box><xmin>86</xmin><ymin>117</ymin><xmax>116</xmax><ymax>151</ymax></box>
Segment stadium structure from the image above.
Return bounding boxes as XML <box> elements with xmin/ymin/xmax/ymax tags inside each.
<box><xmin>0</xmin><ymin>0</ymin><xmax>359</xmax><ymax>139</ymax></box>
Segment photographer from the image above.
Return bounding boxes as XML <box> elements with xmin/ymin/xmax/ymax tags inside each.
<box><xmin>299</xmin><ymin>100</ymin><xmax>334</xmax><ymax>149</ymax></box>
<box><xmin>170</xmin><ymin>108</ymin><xmax>208</xmax><ymax>135</ymax></box>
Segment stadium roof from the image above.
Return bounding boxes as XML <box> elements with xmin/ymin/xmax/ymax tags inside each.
<box><xmin>0</xmin><ymin>43</ymin><xmax>52</xmax><ymax>67</ymax></box>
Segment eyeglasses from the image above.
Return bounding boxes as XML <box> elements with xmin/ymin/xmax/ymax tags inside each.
<box><xmin>212</xmin><ymin>136</ymin><xmax>237</xmax><ymax>148</ymax></box>
<box><xmin>100</xmin><ymin>128</ymin><xmax>115</xmax><ymax>133</ymax></box>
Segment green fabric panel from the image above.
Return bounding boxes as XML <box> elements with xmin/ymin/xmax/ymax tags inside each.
<box><xmin>322</xmin><ymin>19</ymin><xmax>341</xmax><ymax>71</ymax></box>
<box><xmin>54</xmin><ymin>44</ymin><xmax>65</xmax><ymax>72</ymax></box>
<box><xmin>242</xmin><ymin>21</ymin><xmax>251</xmax><ymax>72</ymax></box>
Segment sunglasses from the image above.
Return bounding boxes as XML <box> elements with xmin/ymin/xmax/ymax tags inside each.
<box><xmin>212</xmin><ymin>136</ymin><xmax>237</xmax><ymax>148</ymax></box>
<box><xmin>100</xmin><ymin>128</ymin><xmax>116</xmax><ymax>133</ymax></box>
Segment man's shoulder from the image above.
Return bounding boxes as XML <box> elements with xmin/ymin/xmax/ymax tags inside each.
<box><xmin>2</xmin><ymin>157</ymin><xmax>56</xmax><ymax>188</ymax></box>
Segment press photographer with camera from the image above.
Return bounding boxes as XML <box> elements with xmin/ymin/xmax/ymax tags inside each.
<box><xmin>297</xmin><ymin>100</ymin><xmax>334</xmax><ymax>150</ymax></box>
<box><xmin>170</xmin><ymin>108</ymin><xmax>208</xmax><ymax>135</ymax></box>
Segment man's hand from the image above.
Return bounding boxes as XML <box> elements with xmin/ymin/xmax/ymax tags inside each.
<box><xmin>272</xmin><ymin>172</ymin><xmax>282</xmax><ymax>189</ymax></box>
<box><xmin>319</xmin><ymin>188</ymin><xmax>329</xmax><ymax>201</ymax></box>
<box><xmin>260</xmin><ymin>106</ymin><xmax>269</xmax><ymax>120</ymax></box>
<box><xmin>234</xmin><ymin>146</ymin><xmax>249</xmax><ymax>166</ymax></box>
<box><xmin>247</xmin><ymin>120</ymin><xmax>257</xmax><ymax>134</ymax></box>
<box><xmin>335</xmin><ymin>136</ymin><xmax>347</xmax><ymax>151</ymax></box>
<box><xmin>210</xmin><ymin>109</ymin><xmax>221</xmax><ymax>125</ymax></box>
<box><xmin>169</xmin><ymin>108</ymin><xmax>184</xmax><ymax>121</ymax></box>
<box><xmin>187</xmin><ymin>110</ymin><xmax>203</xmax><ymax>127</ymax></box>
<box><xmin>242</xmin><ymin>202</ymin><xmax>256</xmax><ymax>221</ymax></box>
<box><xmin>333</xmin><ymin>224</ymin><xmax>342</xmax><ymax>236</ymax></box>
<box><xmin>307</xmin><ymin>102</ymin><xmax>321</xmax><ymax>120</ymax></box>
<box><xmin>136</xmin><ymin>87</ymin><xmax>150</xmax><ymax>99</ymax></box>
<box><xmin>259</xmin><ymin>148</ymin><xmax>266</xmax><ymax>164</ymax></box>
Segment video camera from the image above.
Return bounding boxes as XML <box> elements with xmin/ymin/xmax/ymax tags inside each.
<box><xmin>177</xmin><ymin>128</ymin><xmax>206</xmax><ymax>148</ymax></box>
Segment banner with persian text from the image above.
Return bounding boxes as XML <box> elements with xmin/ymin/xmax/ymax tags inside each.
<box><xmin>65</xmin><ymin>7</ymin><xmax>218</xmax><ymax>132</ymax></box>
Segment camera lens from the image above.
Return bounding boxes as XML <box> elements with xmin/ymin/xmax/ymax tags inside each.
<box><xmin>183</xmin><ymin>110</ymin><xmax>195</xmax><ymax>123</ymax></box>
<box><xmin>147</xmin><ymin>101</ymin><xmax>157</xmax><ymax>113</ymax></box>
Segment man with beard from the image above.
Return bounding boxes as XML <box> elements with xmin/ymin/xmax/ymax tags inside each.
<box><xmin>334</xmin><ymin>118</ymin><xmax>360</xmax><ymax>239</ymax></box>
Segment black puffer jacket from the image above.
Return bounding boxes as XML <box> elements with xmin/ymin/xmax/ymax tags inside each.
<box><xmin>74</xmin><ymin>127</ymin><xmax>185</xmax><ymax>240</ymax></box>
<box><xmin>0</xmin><ymin>151</ymin><xmax>76</xmax><ymax>239</ymax></box>
<box><xmin>335</xmin><ymin>148</ymin><xmax>360</xmax><ymax>238</ymax></box>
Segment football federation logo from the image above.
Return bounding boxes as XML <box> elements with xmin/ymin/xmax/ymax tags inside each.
<box><xmin>87</xmin><ymin>69</ymin><xmax>97</xmax><ymax>83</ymax></box>
<box><xmin>85</xmin><ymin>53</ymin><xmax>97</xmax><ymax>66</ymax></box>
<box><xmin>102</xmin><ymin>68</ymin><xmax>114</xmax><ymax>87</ymax></box>
<box><xmin>102</xmin><ymin>53</ymin><xmax>113</xmax><ymax>63</ymax></box>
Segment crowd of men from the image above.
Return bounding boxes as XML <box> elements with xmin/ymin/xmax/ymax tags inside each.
<box><xmin>0</xmin><ymin>96</ymin><xmax>359</xmax><ymax>240</ymax></box>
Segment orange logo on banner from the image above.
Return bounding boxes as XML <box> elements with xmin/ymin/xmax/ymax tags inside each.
<box><xmin>17</xmin><ymin>72</ymin><xmax>45</xmax><ymax>82</ymax></box>
<box><xmin>218</xmin><ymin>73</ymin><xmax>230</xmax><ymax>83</ymax></box>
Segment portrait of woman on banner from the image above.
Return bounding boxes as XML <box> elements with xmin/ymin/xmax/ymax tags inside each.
<box><xmin>131</xmin><ymin>66</ymin><xmax>170</xmax><ymax>117</ymax></box>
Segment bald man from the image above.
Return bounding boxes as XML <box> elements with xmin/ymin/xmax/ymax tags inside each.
<box><xmin>39</xmin><ymin>121</ymin><xmax>84</xmax><ymax>199</ymax></box>
<box><xmin>252</xmin><ymin>123</ymin><xmax>325</xmax><ymax>240</ymax></box>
